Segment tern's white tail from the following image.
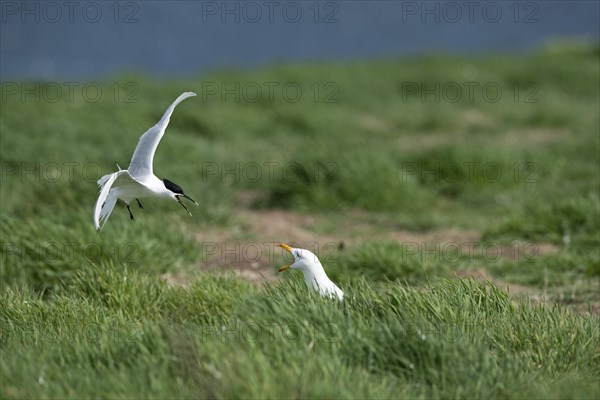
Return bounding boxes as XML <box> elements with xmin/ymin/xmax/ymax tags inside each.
<box><xmin>97</xmin><ymin>173</ymin><xmax>113</xmax><ymax>188</ymax></box>
<box><xmin>94</xmin><ymin>171</ymin><xmax>123</xmax><ymax>230</ymax></box>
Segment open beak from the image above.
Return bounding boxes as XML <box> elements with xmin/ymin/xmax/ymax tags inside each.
<box><xmin>278</xmin><ymin>243</ymin><xmax>294</xmax><ymax>272</ymax></box>
<box><xmin>176</xmin><ymin>194</ymin><xmax>196</xmax><ymax>217</ymax></box>
<box><xmin>182</xmin><ymin>193</ymin><xmax>198</xmax><ymax>206</ymax></box>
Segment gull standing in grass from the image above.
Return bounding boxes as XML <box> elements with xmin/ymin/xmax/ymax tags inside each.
<box><xmin>278</xmin><ymin>243</ymin><xmax>344</xmax><ymax>301</ymax></box>
<box><xmin>94</xmin><ymin>92</ymin><xmax>198</xmax><ymax>230</ymax></box>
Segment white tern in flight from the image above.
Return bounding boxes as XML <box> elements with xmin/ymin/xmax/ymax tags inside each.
<box><xmin>94</xmin><ymin>92</ymin><xmax>198</xmax><ymax>230</ymax></box>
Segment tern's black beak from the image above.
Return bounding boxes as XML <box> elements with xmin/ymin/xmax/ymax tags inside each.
<box><xmin>181</xmin><ymin>193</ymin><xmax>198</xmax><ymax>205</ymax></box>
<box><xmin>176</xmin><ymin>193</ymin><xmax>198</xmax><ymax>216</ymax></box>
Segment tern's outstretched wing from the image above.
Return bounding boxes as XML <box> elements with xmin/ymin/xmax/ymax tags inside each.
<box><xmin>128</xmin><ymin>92</ymin><xmax>196</xmax><ymax>180</ymax></box>
<box><xmin>94</xmin><ymin>170</ymin><xmax>143</xmax><ymax>230</ymax></box>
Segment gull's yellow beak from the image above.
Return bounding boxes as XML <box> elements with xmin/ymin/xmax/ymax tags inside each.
<box><xmin>278</xmin><ymin>243</ymin><xmax>294</xmax><ymax>272</ymax></box>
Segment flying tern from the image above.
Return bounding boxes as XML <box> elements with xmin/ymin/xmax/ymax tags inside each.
<box><xmin>94</xmin><ymin>92</ymin><xmax>198</xmax><ymax>230</ymax></box>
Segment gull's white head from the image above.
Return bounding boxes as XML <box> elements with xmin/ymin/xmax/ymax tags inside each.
<box><xmin>278</xmin><ymin>243</ymin><xmax>344</xmax><ymax>301</ymax></box>
<box><xmin>277</xmin><ymin>244</ymin><xmax>320</xmax><ymax>272</ymax></box>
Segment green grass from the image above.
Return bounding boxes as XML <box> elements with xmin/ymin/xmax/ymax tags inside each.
<box><xmin>1</xmin><ymin>41</ymin><xmax>599</xmax><ymax>398</ymax></box>
<box><xmin>2</xmin><ymin>273</ymin><xmax>598</xmax><ymax>398</ymax></box>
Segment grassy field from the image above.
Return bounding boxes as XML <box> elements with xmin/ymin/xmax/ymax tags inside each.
<box><xmin>1</xmin><ymin>41</ymin><xmax>599</xmax><ymax>398</ymax></box>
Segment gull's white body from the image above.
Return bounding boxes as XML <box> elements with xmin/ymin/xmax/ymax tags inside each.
<box><xmin>93</xmin><ymin>92</ymin><xmax>196</xmax><ymax>230</ymax></box>
<box><xmin>282</xmin><ymin>246</ymin><xmax>344</xmax><ymax>301</ymax></box>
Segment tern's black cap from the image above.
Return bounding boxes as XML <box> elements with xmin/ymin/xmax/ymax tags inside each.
<box><xmin>163</xmin><ymin>179</ymin><xmax>184</xmax><ymax>195</ymax></box>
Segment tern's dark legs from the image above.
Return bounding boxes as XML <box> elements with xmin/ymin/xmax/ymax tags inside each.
<box><xmin>127</xmin><ymin>204</ymin><xmax>135</xmax><ymax>221</ymax></box>
<box><xmin>136</xmin><ymin>199</ymin><xmax>144</xmax><ymax>209</ymax></box>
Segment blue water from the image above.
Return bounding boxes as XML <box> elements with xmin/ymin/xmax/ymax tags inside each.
<box><xmin>1</xmin><ymin>0</ymin><xmax>598</xmax><ymax>79</ymax></box>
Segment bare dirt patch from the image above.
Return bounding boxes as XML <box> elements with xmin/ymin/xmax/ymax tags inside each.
<box><xmin>239</xmin><ymin>209</ymin><xmax>338</xmax><ymax>246</ymax></box>
<box><xmin>485</xmin><ymin>241</ymin><xmax>559</xmax><ymax>262</ymax></box>
<box><xmin>395</xmin><ymin>132</ymin><xmax>456</xmax><ymax>151</ymax></box>
<box><xmin>505</xmin><ymin>128</ymin><xmax>569</xmax><ymax>146</ymax></box>
<box><xmin>356</xmin><ymin>114</ymin><xmax>392</xmax><ymax>134</ymax></box>
<box><xmin>459</xmin><ymin>109</ymin><xmax>495</xmax><ymax>128</ymax></box>
<box><xmin>160</xmin><ymin>272</ymin><xmax>192</xmax><ymax>289</ymax></box>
